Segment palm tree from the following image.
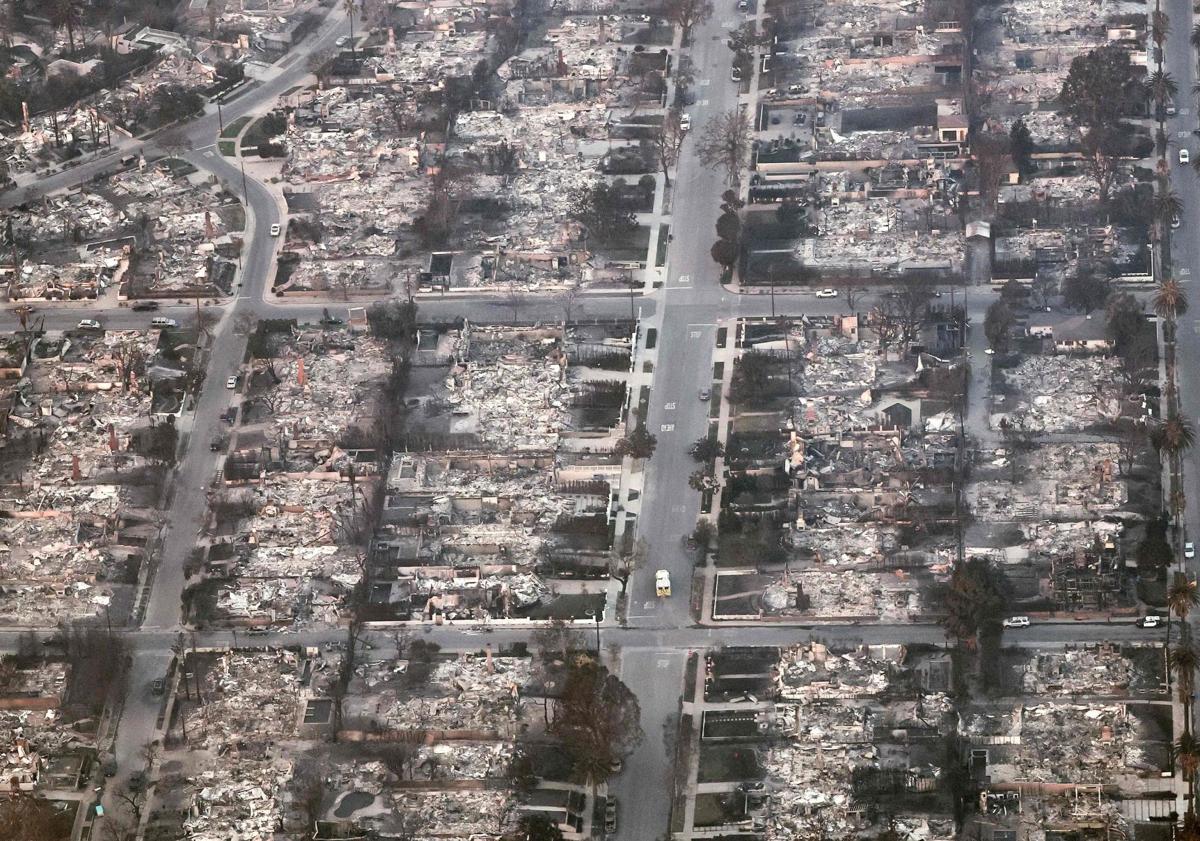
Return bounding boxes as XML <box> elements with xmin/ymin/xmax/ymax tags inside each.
<box><xmin>1154</xmin><ymin>278</ymin><xmax>1190</xmax><ymax>321</ymax></box>
<box><xmin>343</xmin><ymin>0</ymin><xmax>357</xmax><ymax>54</ymax></box>
<box><xmin>1153</xmin><ymin>10</ymin><xmax>1170</xmax><ymax>52</ymax></box>
<box><xmin>1153</xmin><ymin>190</ymin><xmax>1184</xmax><ymax>239</ymax></box>
<box><xmin>47</xmin><ymin>0</ymin><xmax>81</xmax><ymax>56</ymax></box>
<box><xmin>1162</xmin><ymin>414</ymin><xmax>1197</xmax><ymax>455</ymax></box>
<box><xmin>1177</xmin><ymin>732</ymin><xmax>1200</xmax><ymax>798</ymax></box>
<box><xmin>1168</xmin><ymin>573</ymin><xmax>1200</xmax><ymax>640</ymax></box>
<box><xmin>1147</xmin><ymin>70</ymin><xmax>1179</xmax><ymax>110</ymax></box>
<box><xmin>1174</xmin><ymin>643</ymin><xmax>1200</xmax><ymax>735</ymax></box>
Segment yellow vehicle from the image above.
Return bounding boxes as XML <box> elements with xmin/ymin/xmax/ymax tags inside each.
<box><xmin>655</xmin><ymin>569</ymin><xmax>672</xmax><ymax>598</ymax></box>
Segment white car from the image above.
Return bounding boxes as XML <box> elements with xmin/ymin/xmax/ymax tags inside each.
<box><xmin>269</xmin><ymin>223</ymin><xmax>281</xmax><ymax>237</ymax></box>
<box><xmin>655</xmin><ymin>569</ymin><xmax>672</xmax><ymax>597</ymax></box>
<box><xmin>1186</xmin><ymin>541</ymin><xmax>1196</xmax><ymax>559</ymax></box>
<box><xmin>679</xmin><ymin>113</ymin><xmax>691</xmax><ymax>132</ymax></box>
<box><xmin>1137</xmin><ymin>615</ymin><xmax>1163</xmax><ymax>628</ymax></box>
<box><xmin>1181</xmin><ymin>148</ymin><xmax>1191</xmax><ymax>165</ymax></box>
<box><xmin>226</xmin><ymin>376</ymin><xmax>239</xmax><ymax>390</ymax></box>
<box><xmin>814</xmin><ymin>288</ymin><xmax>838</xmax><ymax>298</ymax></box>
<box><xmin>77</xmin><ymin>319</ymin><xmax>101</xmax><ymax>330</ymax></box>
<box><xmin>1002</xmin><ymin>616</ymin><xmax>1030</xmax><ymax>629</ymax></box>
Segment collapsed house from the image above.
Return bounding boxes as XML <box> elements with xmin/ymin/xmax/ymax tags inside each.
<box><xmin>0</xmin><ymin>329</ymin><xmax>191</xmax><ymax>624</ymax></box>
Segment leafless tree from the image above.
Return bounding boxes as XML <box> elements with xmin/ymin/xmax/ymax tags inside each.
<box><xmin>655</xmin><ymin>109</ymin><xmax>687</xmax><ymax>188</ymax></box>
<box><xmin>504</xmin><ymin>279</ymin><xmax>527</xmax><ymax>325</ymax></box>
<box><xmin>1080</xmin><ymin>125</ymin><xmax>1121</xmax><ymax>201</ymax></box>
<box><xmin>665</xmin><ymin>0</ymin><xmax>713</xmax><ymax>43</ymax></box>
<box><xmin>307</xmin><ymin>48</ymin><xmax>335</xmax><ymax>86</ymax></box>
<box><xmin>291</xmin><ymin>757</ymin><xmax>326</xmax><ymax>832</ymax></box>
<box><xmin>155</xmin><ymin>128</ymin><xmax>193</xmax><ymax>158</ymax></box>
<box><xmin>114</xmin><ymin>343</ymin><xmax>146</xmax><ymax>393</ymax></box>
<box><xmin>1031</xmin><ymin>275</ymin><xmax>1057</xmax><ymax>310</ymax></box>
<box><xmin>558</xmin><ymin>283</ymin><xmax>582</xmax><ymax>325</ymax></box>
<box><xmin>197</xmin><ymin>308</ymin><xmax>221</xmax><ymax>340</ymax></box>
<box><xmin>233</xmin><ymin>311</ymin><xmax>258</xmax><ymax>336</ymax></box>
<box><xmin>695</xmin><ymin>109</ymin><xmax>752</xmax><ymax>186</ymax></box>
<box><xmin>871</xmin><ymin>303</ymin><xmax>902</xmax><ymax>352</ymax></box>
<box><xmin>607</xmin><ymin>538</ymin><xmax>648</xmax><ymax>597</ymax></box>
<box><xmin>842</xmin><ymin>279</ymin><xmax>866</xmax><ymax>312</ymax></box>
<box><xmin>972</xmin><ymin>131</ymin><xmax>1012</xmax><ymax>214</ymax></box>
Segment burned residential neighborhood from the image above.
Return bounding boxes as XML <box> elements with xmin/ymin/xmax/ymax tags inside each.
<box><xmin>2</xmin><ymin>0</ymin><xmax>1200</xmax><ymax>836</ymax></box>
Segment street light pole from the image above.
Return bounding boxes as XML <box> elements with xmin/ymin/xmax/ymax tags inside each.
<box><xmin>217</xmin><ymin>98</ymin><xmax>224</xmax><ymax>134</ymax></box>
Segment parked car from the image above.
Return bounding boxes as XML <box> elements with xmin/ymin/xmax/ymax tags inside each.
<box><xmin>604</xmin><ymin>798</ymin><xmax>618</xmax><ymax>833</ymax></box>
<box><xmin>131</xmin><ymin>301</ymin><xmax>160</xmax><ymax>311</ymax></box>
<box><xmin>151</xmin><ymin>678</ymin><xmax>166</xmax><ymax>696</ymax></box>
<box><xmin>1186</xmin><ymin>541</ymin><xmax>1196</xmax><ymax>559</ymax></box>
<box><xmin>269</xmin><ymin>223</ymin><xmax>281</xmax><ymax>237</ymax></box>
<box><xmin>1002</xmin><ymin>616</ymin><xmax>1031</xmax><ymax>629</ymax></box>
<box><xmin>730</xmin><ymin>66</ymin><xmax>743</xmax><ymax>83</ymax></box>
<box><xmin>1181</xmin><ymin>148</ymin><xmax>1191</xmax><ymax>165</ymax></box>
<box><xmin>1136</xmin><ymin>615</ymin><xmax>1163</xmax><ymax>628</ymax></box>
<box><xmin>699</xmin><ymin>387</ymin><xmax>711</xmax><ymax>401</ymax></box>
<box><xmin>814</xmin><ymin>288</ymin><xmax>838</xmax><ymax>298</ymax></box>
<box><xmin>77</xmin><ymin>319</ymin><xmax>101</xmax><ymax>330</ymax></box>
<box><xmin>1173</xmin><ymin>213</ymin><xmax>1182</xmax><ymax>230</ymax></box>
<box><xmin>150</xmin><ymin>317</ymin><xmax>178</xmax><ymax>328</ymax></box>
<box><xmin>226</xmin><ymin>376</ymin><xmax>239</xmax><ymax>389</ymax></box>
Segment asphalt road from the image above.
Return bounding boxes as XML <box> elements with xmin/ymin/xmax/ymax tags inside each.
<box><xmin>1164</xmin><ymin>0</ymin><xmax>1200</xmax><ymax>568</ymax></box>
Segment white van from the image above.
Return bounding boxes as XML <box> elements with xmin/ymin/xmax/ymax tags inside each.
<box><xmin>655</xmin><ymin>569</ymin><xmax>672</xmax><ymax>598</ymax></box>
<box><xmin>150</xmin><ymin>317</ymin><xmax>178</xmax><ymax>328</ymax></box>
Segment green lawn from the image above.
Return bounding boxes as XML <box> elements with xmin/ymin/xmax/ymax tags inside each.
<box><xmin>219</xmin><ymin>116</ymin><xmax>251</xmax><ymax>138</ymax></box>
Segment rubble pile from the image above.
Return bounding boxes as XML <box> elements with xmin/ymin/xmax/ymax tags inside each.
<box><xmin>964</xmin><ymin>703</ymin><xmax>1145</xmax><ymax>782</ymax></box>
<box><xmin>384</xmin><ymin>790</ymin><xmax>513</xmax><ymax>838</ymax></box>
<box><xmin>765</xmin><ymin>569</ymin><xmax>919</xmax><ymax>620</ymax></box>
<box><xmin>261</xmin><ymin>336</ymin><xmax>390</xmax><ymax>444</ymax></box>
<box><xmin>11</xmin><ymin>161</ymin><xmax>237</xmax><ymax>299</ymax></box>
<box><xmin>1020</xmin><ymin>647</ymin><xmax>1138</xmax><ymax>696</ymax></box>
<box><xmin>0</xmin><ymin>329</ymin><xmax>187</xmax><ymax>623</ymax></box>
<box><xmin>797</xmin><ymin>336</ymin><xmax>879</xmax><ymax>394</ymax></box>
<box><xmin>411</xmin><ymin>742</ymin><xmax>514</xmax><ymax>779</ymax></box>
<box><xmin>995</xmin><ymin>355</ymin><xmax>1122</xmax><ymax>432</ymax></box>
<box><xmin>182</xmin><ymin>651</ymin><xmax>303</xmax><ymax>751</ymax></box>
<box><xmin>800</xmin><ymin>194</ymin><xmax>965</xmax><ymax>270</ymax></box>
<box><xmin>0</xmin><ymin>706</ymin><xmax>74</xmax><ymax>791</ymax></box>
<box><xmin>183</xmin><ymin>759</ymin><xmax>292</xmax><ymax>841</ymax></box>
<box><xmin>775</xmin><ymin>644</ymin><xmax>895</xmax><ymax>700</ymax></box>
<box><xmin>350</xmin><ymin>654</ymin><xmax>530</xmax><ymax>733</ymax></box>
<box><xmin>786</xmin><ymin>521</ymin><xmax>887</xmax><ymax>566</ymax></box>
<box><xmin>440</xmin><ymin>329</ymin><xmax>573</xmax><ymax>450</ymax></box>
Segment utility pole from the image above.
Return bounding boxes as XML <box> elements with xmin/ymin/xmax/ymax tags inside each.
<box><xmin>768</xmin><ymin>265</ymin><xmax>776</xmax><ymax>318</ymax></box>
